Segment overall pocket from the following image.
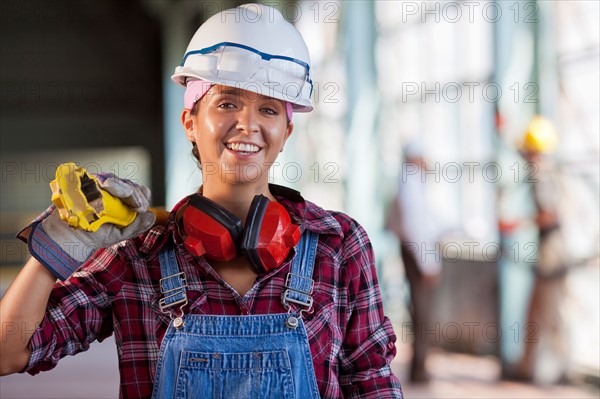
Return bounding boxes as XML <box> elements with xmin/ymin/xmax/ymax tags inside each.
<box><xmin>175</xmin><ymin>350</ymin><xmax>296</xmax><ymax>399</ymax></box>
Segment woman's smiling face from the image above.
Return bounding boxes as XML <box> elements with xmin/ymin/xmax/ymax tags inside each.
<box><xmin>183</xmin><ymin>85</ymin><xmax>293</xmax><ymax>186</ymax></box>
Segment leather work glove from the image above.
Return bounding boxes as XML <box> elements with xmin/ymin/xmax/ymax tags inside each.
<box><xmin>18</xmin><ymin>174</ymin><xmax>156</xmax><ymax>281</ymax></box>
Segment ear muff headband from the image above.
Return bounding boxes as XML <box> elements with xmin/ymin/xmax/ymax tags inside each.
<box><xmin>241</xmin><ymin>195</ymin><xmax>270</xmax><ymax>272</ymax></box>
<box><xmin>182</xmin><ymin>194</ymin><xmax>300</xmax><ymax>273</ymax></box>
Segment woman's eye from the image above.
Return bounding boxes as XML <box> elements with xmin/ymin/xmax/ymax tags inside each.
<box><xmin>261</xmin><ymin>107</ymin><xmax>277</xmax><ymax>115</ymax></box>
<box><xmin>218</xmin><ymin>102</ymin><xmax>235</xmax><ymax>109</ymax></box>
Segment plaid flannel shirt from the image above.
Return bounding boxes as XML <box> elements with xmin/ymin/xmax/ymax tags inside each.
<box><xmin>24</xmin><ymin>185</ymin><xmax>403</xmax><ymax>398</ymax></box>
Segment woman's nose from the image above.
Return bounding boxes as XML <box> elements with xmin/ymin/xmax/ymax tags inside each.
<box><xmin>236</xmin><ymin>106</ymin><xmax>260</xmax><ymax>134</ymax></box>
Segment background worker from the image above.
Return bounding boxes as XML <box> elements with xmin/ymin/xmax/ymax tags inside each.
<box><xmin>386</xmin><ymin>138</ymin><xmax>445</xmax><ymax>383</ymax></box>
<box><xmin>514</xmin><ymin>116</ymin><xmax>571</xmax><ymax>383</ymax></box>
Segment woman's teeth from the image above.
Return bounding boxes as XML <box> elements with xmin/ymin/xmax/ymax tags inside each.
<box><xmin>226</xmin><ymin>143</ymin><xmax>259</xmax><ymax>153</ymax></box>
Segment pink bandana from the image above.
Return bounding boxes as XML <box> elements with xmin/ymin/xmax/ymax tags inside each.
<box><xmin>285</xmin><ymin>102</ymin><xmax>293</xmax><ymax>122</ymax></box>
<box><xmin>184</xmin><ymin>80</ymin><xmax>214</xmax><ymax>109</ymax></box>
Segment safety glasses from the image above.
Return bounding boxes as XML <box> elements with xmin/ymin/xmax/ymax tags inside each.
<box><xmin>180</xmin><ymin>42</ymin><xmax>313</xmax><ymax>101</ymax></box>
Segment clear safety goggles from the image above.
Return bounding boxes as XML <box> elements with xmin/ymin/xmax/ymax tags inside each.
<box><xmin>179</xmin><ymin>42</ymin><xmax>313</xmax><ymax>102</ymax></box>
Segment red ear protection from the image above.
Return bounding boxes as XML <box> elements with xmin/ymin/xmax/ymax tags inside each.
<box><xmin>182</xmin><ymin>194</ymin><xmax>243</xmax><ymax>262</ymax></box>
<box><xmin>182</xmin><ymin>194</ymin><xmax>300</xmax><ymax>274</ymax></box>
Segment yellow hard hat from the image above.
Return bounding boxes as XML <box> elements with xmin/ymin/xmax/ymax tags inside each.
<box><xmin>522</xmin><ymin>115</ymin><xmax>558</xmax><ymax>153</ymax></box>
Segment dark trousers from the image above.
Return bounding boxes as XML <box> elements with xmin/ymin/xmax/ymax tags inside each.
<box><xmin>401</xmin><ymin>242</ymin><xmax>436</xmax><ymax>382</ymax></box>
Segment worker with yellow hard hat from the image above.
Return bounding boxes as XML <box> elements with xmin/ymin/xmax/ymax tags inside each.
<box><xmin>516</xmin><ymin>115</ymin><xmax>570</xmax><ymax>383</ymax></box>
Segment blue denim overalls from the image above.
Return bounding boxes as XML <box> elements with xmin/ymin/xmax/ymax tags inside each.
<box><xmin>151</xmin><ymin>230</ymin><xmax>321</xmax><ymax>399</ymax></box>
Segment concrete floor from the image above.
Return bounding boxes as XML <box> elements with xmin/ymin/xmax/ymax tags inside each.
<box><xmin>0</xmin><ymin>336</ymin><xmax>119</xmax><ymax>398</ymax></box>
<box><xmin>394</xmin><ymin>347</ymin><xmax>599</xmax><ymax>399</ymax></box>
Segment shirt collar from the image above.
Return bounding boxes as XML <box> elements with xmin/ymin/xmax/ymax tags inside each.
<box><xmin>269</xmin><ymin>184</ymin><xmax>343</xmax><ymax>237</ymax></box>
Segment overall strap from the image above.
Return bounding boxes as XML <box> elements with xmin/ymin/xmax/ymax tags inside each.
<box><xmin>282</xmin><ymin>230</ymin><xmax>319</xmax><ymax>316</ymax></box>
<box><xmin>158</xmin><ymin>243</ymin><xmax>188</xmax><ymax>315</ymax></box>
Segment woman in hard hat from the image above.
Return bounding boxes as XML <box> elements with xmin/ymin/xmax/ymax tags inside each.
<box><xmin>0</xmin><ymin>4</ymin><xmax>403</xmax><ymax>398</ymax></box>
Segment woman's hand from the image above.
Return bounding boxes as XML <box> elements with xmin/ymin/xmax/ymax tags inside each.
<box><xmin>20</xmin><ymin>175</ymin><xmax>156</xmax><ymax>281</ymax></box>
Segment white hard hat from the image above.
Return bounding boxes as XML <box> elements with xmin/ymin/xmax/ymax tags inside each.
<box><xmin>172</xmin><ymin>3</ymin><xmax>313</xmax><ymax>112</ymax></box>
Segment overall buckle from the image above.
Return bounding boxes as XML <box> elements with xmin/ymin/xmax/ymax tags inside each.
<box><xmin>281</xmin><ymin>272</ymin><xmax>314</xmax><ymax>318</ymax></box>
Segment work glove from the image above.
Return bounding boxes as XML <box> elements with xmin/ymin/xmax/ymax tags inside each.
<box><xmin>18</xmin><ymin>174</ymin><xmax>156</xmax><ymax>281</ymax></box>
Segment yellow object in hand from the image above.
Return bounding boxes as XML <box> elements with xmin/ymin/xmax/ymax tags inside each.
<box><xmin>50</xmin><ymin>163</ymin><xmax>137</xmax><ymax>232</ymax></box>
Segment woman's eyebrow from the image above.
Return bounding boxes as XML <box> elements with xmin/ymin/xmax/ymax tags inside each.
<box><xmin>217</xmin><ymin>89</ymin><xmax>240</xmax><ymax>96</ymax></box>
<box><xmin>215</xmin><ymin>90</ymin><xmax>283</xmax><ymax>107</ymax></box>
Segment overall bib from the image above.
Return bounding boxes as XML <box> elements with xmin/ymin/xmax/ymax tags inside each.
<box><xmin>151</xmin><ymin>231</ymin><xmax>321</xmax><ymax>399</ymax></box>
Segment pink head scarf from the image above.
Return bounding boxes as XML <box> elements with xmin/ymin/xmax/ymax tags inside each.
<box><xmin>184</xmin><ymin>80</ymin><xmax>293</xmax><ymax>121</ymax></box>
<box><xmin>184</xmin><ymin>80</ymin><xmax>214</xmax><ymax>110</ymax></box>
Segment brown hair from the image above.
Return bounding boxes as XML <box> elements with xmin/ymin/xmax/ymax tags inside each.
<box><xmin>190</xmin><ymin>101</ymin><xmax>201</xmax><ymax>166</ymax></box>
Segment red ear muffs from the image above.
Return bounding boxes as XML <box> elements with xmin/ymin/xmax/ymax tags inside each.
<box><xmin>182</xmin><ymin>194</ymin><xmax>300</xmax><ymax>273</ymax></box>
<box><xmin>183</xmin><ymin>194</ymin><xmax>243</xmax><ymax>261</ymax></box>
<box><xmin>241</xmin><ymin>195</ymin><xmax>301</xmax><ymax>273</ymax></box>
